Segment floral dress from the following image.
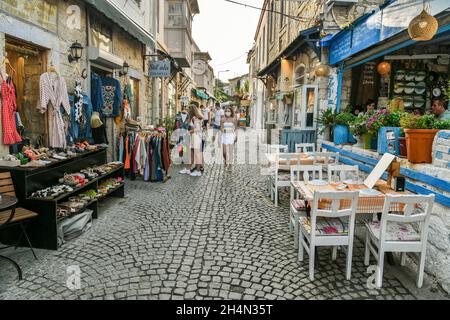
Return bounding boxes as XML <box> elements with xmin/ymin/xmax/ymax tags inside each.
<box><xmin>1</xmin><ymin>78</ymin><xmax>22</xmax><ymax>145</ymax></box>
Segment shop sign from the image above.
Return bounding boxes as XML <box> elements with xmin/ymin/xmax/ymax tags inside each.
<box><xmin>329</xmin><ymin>0</ymin><xmax>448</xmax><ymax>65</ymax></box>
<box><xmin>149</xmin><ymin>61</ymin><xmax>171</xmax><ymax>77</ymax></box>
<box><xmin>327</xmin><ymin>68</ymin><xmax>338</xmax><ymax>110</ymax></box>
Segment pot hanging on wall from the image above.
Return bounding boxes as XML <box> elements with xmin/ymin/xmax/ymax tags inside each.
<box><xmin>408</xmin><ymin>9</ymin><xmax>438</xmax><ymax>41</ymax></box>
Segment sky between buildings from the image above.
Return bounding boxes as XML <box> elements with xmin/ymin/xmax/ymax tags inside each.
<box><xmin>193</xmin><ymin>0</ymin><xmax>264</xmax><ymax>82</ymax></box>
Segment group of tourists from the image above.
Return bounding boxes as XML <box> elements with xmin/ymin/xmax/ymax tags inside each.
<box><xmin>173</xmin><ymin>102</ymin><xmax>238</xmax><ymax>177</ymax></box>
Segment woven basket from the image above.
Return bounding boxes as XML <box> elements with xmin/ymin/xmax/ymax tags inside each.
<box><xmin>408</xmin><ymin>10</ymin><xmax>438</xmax><ymax>41</ymax></box>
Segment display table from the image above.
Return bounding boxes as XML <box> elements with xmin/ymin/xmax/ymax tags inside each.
<box><xmin>0</xmin><ymin>148</ymin><xmax>125</xmax><ymax>250</ymax></box>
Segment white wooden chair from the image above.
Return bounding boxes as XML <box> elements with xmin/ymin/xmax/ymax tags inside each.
<box><xmin>327</xmin><ymin>165</ymin><xmax>359</xmax><ymax>183</ymax></box>
<box><xmin>295</xmin><ymin>143</ymin><xmax>315</xmax><ymax>153</ymax></box>
<box><xmin>298</xmin><ymin>190</ymin><xmax>359</xmax><ymax>281</ymax></box>
<box><xmin>269</xmin><ymin>153</ymin><xmax>299</xmax><ymax>206</ymax></box>
<box><xmin>290</xmin><ymin>165</ymin><xmax>323</xmax><ymax>248</ymax></box>
<box><xmin>364</xmin><ymin>194</ymin><xmax>435</xmax><ymax>288</ymax></box>
<box><xmin>311</xmin><ymin>151</ymin><xmax>339</xmax><ymax>176</ymax></box>
<box><xmin>269</xmin><ymin>144</ymin><xmax>289</xmax><ymax>154</ymax></box>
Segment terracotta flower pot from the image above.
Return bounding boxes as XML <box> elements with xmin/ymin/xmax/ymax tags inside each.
<box><xmin>404</xmin><ymin>129</ymin><xmax>439</xmax><ymax>163</ymax></box>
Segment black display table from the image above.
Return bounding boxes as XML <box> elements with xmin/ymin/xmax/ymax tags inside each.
<box><xmin>0</xmin><ymin>148</ymin><xmax>125</xmax><ymax>250</ymax></box>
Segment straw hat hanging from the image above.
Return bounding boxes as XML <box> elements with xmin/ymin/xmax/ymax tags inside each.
<box><xmin>408</xmin><ymin>1</ymin><xmax>438</xmax><ymax>41</ymax></box>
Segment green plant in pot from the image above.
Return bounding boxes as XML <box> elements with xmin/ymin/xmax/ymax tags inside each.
<box><xmin>349</xmin><ymin>114</ymin><xmax>368</xmax><ymax>147</ymax></box>
<box><xmin>400</xmin><ymin>113</ymin><xmax>450</xmax><ymax>163</ymax></box>
<box><xmin>316</xmin><ymin>108</ymin><xmax>336</xmax><ymax>141</ymax></box>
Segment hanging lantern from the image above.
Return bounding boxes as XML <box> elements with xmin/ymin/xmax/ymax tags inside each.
<box><xmin>315</xmin><ymin>63</ymin><xmax>329</xmax><ymax>77</ymax></box>
<box><xmin>377</xmin><ymin>61</ymin><xmax>391</xmax><ymax>75</ymax></box>
<box><xmin>408</xmin><ymin>10</ymin><xmax>438</xmax><ymax>41</ymax></box>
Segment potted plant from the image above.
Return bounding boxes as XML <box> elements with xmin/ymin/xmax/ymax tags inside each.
<box><xmin>334</xmin><ymin>111</ymin><xmax>356</xmax><ymax>145</ymax></box>
<box><xmin>349</xmin><ymin>114</ymin><xmax>369</xmax><ymax>148</ymax></box>
<box><xmin>400</xmin><ymin>114</ymin><xmax>450</xmax><ymax>163</ymax></box>
<box><xmin>376</xmin><ymin>110</ymin><xmax>402</xmax><ymax>156</ymax></box>
<box><xmin>316</xmin><ymin>108</ymin><xmax>336</xmax><ymax>142</ymax></box>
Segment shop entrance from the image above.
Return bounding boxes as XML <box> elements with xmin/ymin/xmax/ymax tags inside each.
<box><xmin>292</xmin><ymin>84</ymin><xmax>318</xmax><ymax>130</ymax></box>
<box><xmin>5</xmin><ymin>36</ymin><xmax>48</xmax><ymax>148</ymax></box>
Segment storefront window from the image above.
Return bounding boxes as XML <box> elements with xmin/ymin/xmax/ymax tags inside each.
<box><xmin>129</xmin><ymin>78</ymin><xmax>140</xmax><ymax>120</ymax></box>
<box><xmin>305</xmin><ymin>87</ymin><xmax>316</xmax><ymax>128</ymax></box>
<box><xmin>90</xmin><ymin>13</ymin><xmax>113</xmax><ymax>53</ymax></box>
<box><xmin>293</xmin><ymin>65</ymin><xmax>305</xmax><ymax>128</ymax></box>
<box><xmin>5</xmin><ymin>38</ymin><xmax>47</xmax><ymax>146</ymax></box>
<box><xmin>168</xmin><ymin>2</ymin><xmax>183</xmax><ymax>27</ymax></box>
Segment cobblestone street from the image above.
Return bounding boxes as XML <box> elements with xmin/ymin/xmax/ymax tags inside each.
<box><xmin>0</xmin><ymin>162</ymin><xmax>448</xmax><ymax>300</ymax></box>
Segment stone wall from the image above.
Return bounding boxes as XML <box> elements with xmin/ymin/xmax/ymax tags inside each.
<box><xmin>0</xmin><ymin>0</ymin><xmax>89</xmax><ymax>155</ymax></box>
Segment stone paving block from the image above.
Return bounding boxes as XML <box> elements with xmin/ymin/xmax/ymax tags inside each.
<box><xmin>0</xmin><ymin>163</ymin><xmax>436</xmax><ymax>301</ymax></box>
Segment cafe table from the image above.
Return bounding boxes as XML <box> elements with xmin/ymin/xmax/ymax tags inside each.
<box><xmin>291</xmin><ymin>180</ymin><xmax>410</xmax><ymax>214</ymax></box>
<box><xmin>291</xmin><ymin>179</ymin><xmax>411</xmax><ymax>265</ymax></box>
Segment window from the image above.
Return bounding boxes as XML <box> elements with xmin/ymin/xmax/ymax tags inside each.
<box><xmin>168</xmin><ymin>2</ymin><xmax>183</xmax><ymax>27</ymax></box>
<box><xmin>128</xmin><ymin>78</ymin><xmax>140</xmax><ymax>120</ymax></box>
<box><xmin>90</xmin><ymin>12</ymin><xmax>113</xmax><ymax>52</ymax></box>
<box><xmin>269</xmin><ymin>1</ymin><xmax>275</xmax><ymax>43</ymax></box>
<box><xmin>280</xmin><ymin>0</ymin><xmax>286</xmax><ymax>28</ymax></box>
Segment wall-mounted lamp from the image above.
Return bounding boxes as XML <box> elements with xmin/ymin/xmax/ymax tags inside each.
<box><xmin>68</xmin><ymin>41</ymin><xmax>83</xmax><ymax>63</ymax></box>
<box><xmin>119</xmin><ymin>61</ymin><xmax>129</xmax><ymax>76</ymax></box>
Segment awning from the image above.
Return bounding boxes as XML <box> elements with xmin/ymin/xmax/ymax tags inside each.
<box><xmin>192</xmin><ymin>89</ymin><xmax>209</xmax><ymax>100</ymax></box>
<box><xmin>257</xmin><ymin>26</ymin><xmax>320</xmax><ymax>77</ymax></box>
<box><xmin>85</xmin><ymin>0</ymin><xmax>155</xmax><ymax>47</ymax></box>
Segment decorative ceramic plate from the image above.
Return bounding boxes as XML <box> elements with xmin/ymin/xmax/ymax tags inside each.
<box><xmin>405</xmin><ymin>73</ymin><xmax>415</xmax><ymax>81</ymax></box>
<box><xmin>433</xmin><ymin>87</ymin><xmax>441</xmax><ymax>97</ymax></box>
<box><xmin>404</xmin><ymin>82</ymin><xmax>415</xmax><ymax>94</ymax></box>
<box><xmin>415</xmin><ymin>74</ymin><xmax>426</xmax><ymax>81</ymax></box>
<box><xmin>343</xmin><ymin>179</ymin><xmax>364</xmax><ymax>185</ymax></box>
<box><xmin>396</xmin><ymin>71</ymin><xmax>405</xmax><ymax>80</ymax></box>
<box><xmin>360</xmin><ymin>189</ymin><xmax>382</xmax><ymax>196</ymax></box>
<box><xmin>394</xmin><ymin>86</ymin><xmax>404</xmax><ymax>94</ymax></box>
<box><xmin>308</xmin><ymin>179</ymin><xmax>328</xmax><ymax>186</ymax></box>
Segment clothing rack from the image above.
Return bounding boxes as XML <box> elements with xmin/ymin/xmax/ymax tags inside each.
<box><xmin>117</xmin><ymin>127</ymin><xmax>170</xmax><ymax>183</ymax></box>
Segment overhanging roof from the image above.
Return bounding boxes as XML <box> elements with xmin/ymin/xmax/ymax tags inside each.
<box><xmin>257</xmin><ymin>26</ymin><xmax>320</xmax><ymax>77</ymax></box>
<box><xmin>86</xmin><ymin>0</ymin><xmax>155</xmax><ymax>47</ymax></box>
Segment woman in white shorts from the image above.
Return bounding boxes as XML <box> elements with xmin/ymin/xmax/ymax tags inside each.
<box><xmin>221</xmin><ymin>106</ymin><xmax>237</xmax><ymax>171</ymax></box>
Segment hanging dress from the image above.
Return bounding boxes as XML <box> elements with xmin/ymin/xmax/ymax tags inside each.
<box><xmin>1</xmin><ymin>78</ymin><xmax>22</xmax><ymax>145</ymax></box>
<box><xmin>39</xmin><ymin>73</ymin><xmax>71</xmax><ymax>149</ymax></box>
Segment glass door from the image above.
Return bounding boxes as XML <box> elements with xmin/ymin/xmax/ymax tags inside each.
<box><xmin>304</xmin><ymin>85</ymin><xmax>318</xmax><ymax>129</ymax></box>
<box><xmin>292</xmin><ymin>85</ymin><xmax>318</xmax><ymax>130</ymax></box>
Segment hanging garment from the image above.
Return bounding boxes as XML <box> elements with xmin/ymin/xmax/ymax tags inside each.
<box><xmin>124</xmin><ymin>135</ymin><xmax>131</xmax><ymax>170</ymax></box>
<box><xmin>91</xmin><ymin>73</ymin><xmax>104</xmax><ymax>112</ymax></box>
<box><xmin>91</xmin><ymin>123</ymin><xmax>108</xmax><ymax>145</ymax></box>
<box><xmin>74</xmin><ymin>80</ymin><xmax>83</xmax><ymax>123</ymax></box>
<box><xmin>101</xmin><ymin>77</ymin><xmax>122</xmax><ymax>117</ymax></box>
<box><xmin>39</xmin><ymin>72</ymin><xmax>70</xmax><ymax>149</ymax></box>
<box><xmin>68</xmin><ymin>93</ymin><xmax>94</xmax><ymax>144</ymax></box>
<box><xmin>118</xmin><ymin>135</ymin><xmax>124</xmax><ymax>163</ymax></box>
<box><xmin>1</xmin><ymin>78</ymin><xmax>22</xmax><ymax>145</ymax></box>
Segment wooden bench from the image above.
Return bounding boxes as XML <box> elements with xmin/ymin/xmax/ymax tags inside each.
<box><xmin>0</xmin><ymin>172</ymin><xmax>39</xmax><ymax>280</ymax></box>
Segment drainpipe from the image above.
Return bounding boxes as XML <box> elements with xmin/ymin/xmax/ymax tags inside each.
<box><xmin>152</xmin><ymin>0</ymin><xmax>158</xmax><ymax>125</ymax></box>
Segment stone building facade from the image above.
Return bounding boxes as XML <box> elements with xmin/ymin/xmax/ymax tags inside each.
<box><xmin>249</xmin><ymin>0</ymin><xmax>384</xmax><ymax>140</ymax></box>
<box><xmin>0</xmin><ymin>0</ymin><xmax>155</xmax><ymax>160</ymax></box>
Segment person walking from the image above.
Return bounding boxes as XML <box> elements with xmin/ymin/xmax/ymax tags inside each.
<box><xmin>221</xmin><ymin>106</ymin><xmax>237</xmax><ymax>171</ymax></box>
<box><xmin>189</xmin><ymin>104</ymin><xmax>204</xmax><ymax>177</ymax></box>
<box><xmin>212</xmin><ymin>102</ymin><xmax>224</xmax><ymax>145</ymax></box>
<box><xmin>175</xmin><ymin>105</ymin><xmax>192</xmax><ymax>175</ymax></box>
